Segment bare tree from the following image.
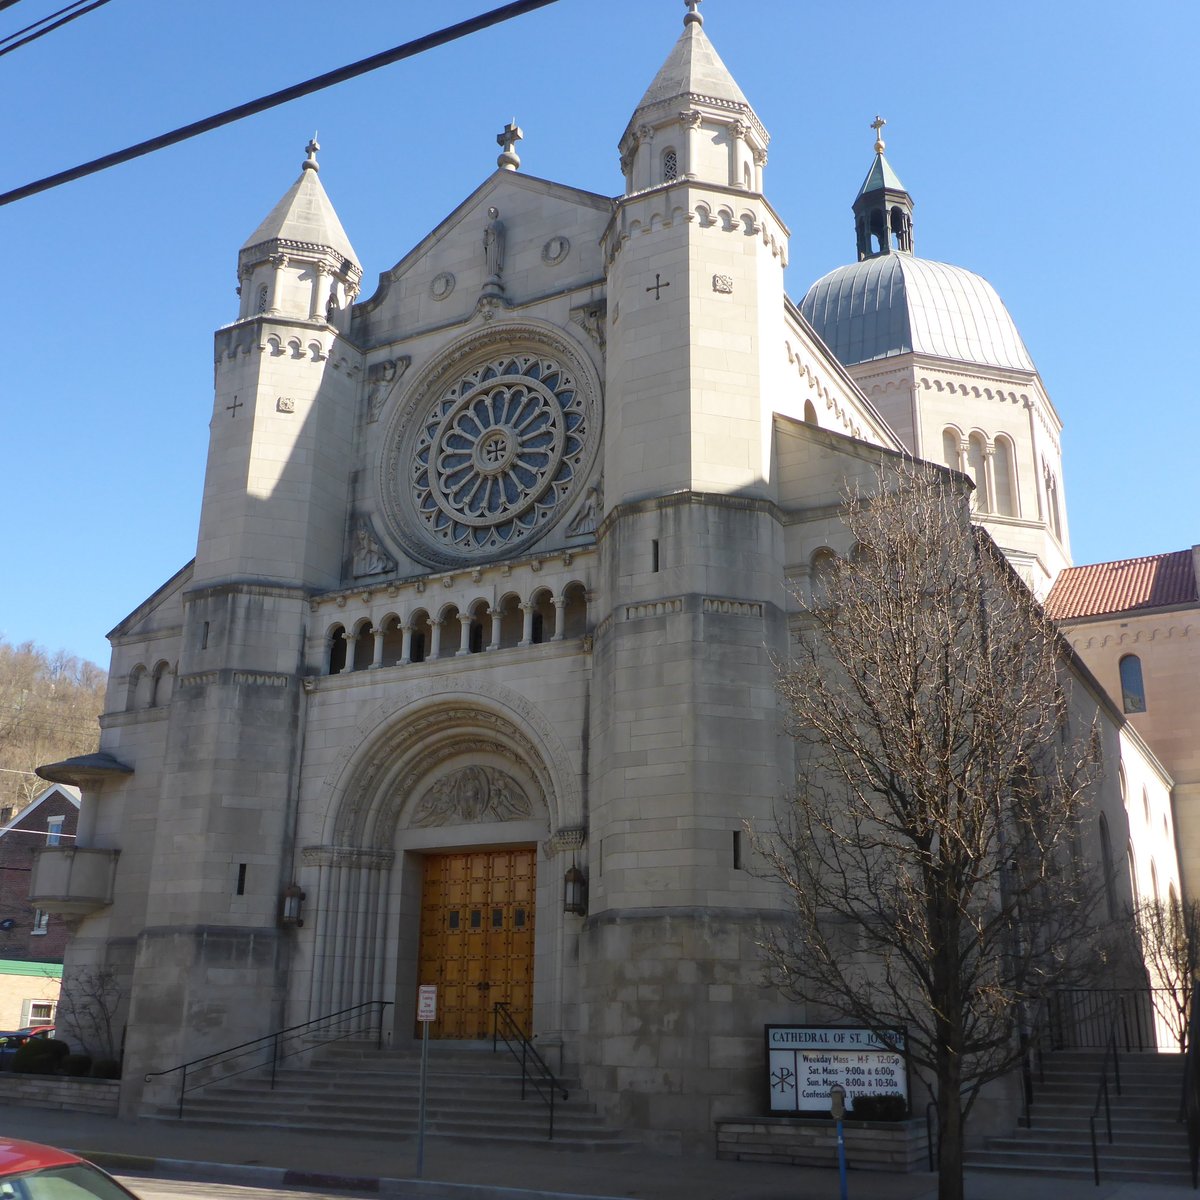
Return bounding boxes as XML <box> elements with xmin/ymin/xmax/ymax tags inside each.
<box><xmin>755</xmin><ymin>459</ymin><xmax>1107</xmax><ymax>1200</ymax></box>
<box><xmin>1133</xmin><ymin>896</ymin><xmax>1200</xmax><ymax>1052</ymax></box>
<box><xmin>0</xmin><ymin>639</ymin><xmax>106</xmax><ymax>815</ymax></box>
<box><xmin>55</xmin><ymin>966</ymin><xmax>124</xmax><ymax>1066</ymax></box>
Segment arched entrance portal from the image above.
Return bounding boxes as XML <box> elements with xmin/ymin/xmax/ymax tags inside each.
<box><xmin>312</xmin><ymin>691</ymin><xmax>582</xmax><ymax>1045</ymax></box>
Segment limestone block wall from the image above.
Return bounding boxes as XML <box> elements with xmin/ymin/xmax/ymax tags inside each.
<box><xmin>1065</xmin><ymin>606</ymin><xmax>1199</xmax><ymax>896</ymax></box>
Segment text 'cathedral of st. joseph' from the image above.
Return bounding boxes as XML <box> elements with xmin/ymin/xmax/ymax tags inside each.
<box><xmin>36</xmin><ymin>0</ymin><xmax>1191</xmax><ymax>1146</ymax></box>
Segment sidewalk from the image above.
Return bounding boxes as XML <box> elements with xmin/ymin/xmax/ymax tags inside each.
<box><xmin>0</xmin><ymin>1103</ymin><xmax>1193</xmax><ymax>1200</ymax></box>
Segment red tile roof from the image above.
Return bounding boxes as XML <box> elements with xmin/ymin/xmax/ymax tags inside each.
<box><xmin>1046</xmin><ymin>549</ymin><xmax>1198</xmax><ymax>621</ymax></box>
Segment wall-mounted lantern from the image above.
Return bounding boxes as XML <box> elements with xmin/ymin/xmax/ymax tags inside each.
<box><xmin>563</xmin><ymin>864</ymin><xmax>587</xmax><ymax>916</ymax></box>
<box><xmin>280</xmin><ymin>883</ymin><xmax>306</xmax><ymax>928</ymax></box>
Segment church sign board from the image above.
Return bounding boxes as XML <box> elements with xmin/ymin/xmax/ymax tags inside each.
<box><xmin>765</xmin><ymin>1025</ymin><xmax>908</xmax><ymax>1115</ymax></box>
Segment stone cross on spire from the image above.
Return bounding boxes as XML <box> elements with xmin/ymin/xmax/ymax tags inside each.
<box><xmin>497</xmin><ymin>120</ymin><xmax>523</xmax><ymax>171</ymax></box>
<box><xmin>684</xmin><ymin>0</ymin><xmax>703</xmax><ymax>26</ymax></box>
<box><xmin>871</xmin><ymin>115</ymin><xmax>886</xmax><ymax>154</ymax></box>
<box><xmin>303</xmin><ymin>133</ymin><xmax>320</xmax><ymax>172</ymax></box>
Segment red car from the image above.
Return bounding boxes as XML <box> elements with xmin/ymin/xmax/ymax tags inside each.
<box><xmin>0</xmin><ymin>1139</ymin><xmax>141</xmax><ymax>1198</ymax></box>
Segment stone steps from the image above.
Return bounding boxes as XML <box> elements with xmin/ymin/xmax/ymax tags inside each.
<box><xmin>966</xmin><ymin>1051</ymin><xmax>1192</xmax><ymax>1184</ymax></box>
<box><xmin>145</xmin><ymin>1039</ymin><xmax>635</xmax><ymax>1151</ymax></box>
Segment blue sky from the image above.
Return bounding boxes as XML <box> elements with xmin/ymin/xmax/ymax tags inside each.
<box><xmin>2</xmin><ymin>0</ymin><xmax>1195</xmax><ymax>668</ymax></box>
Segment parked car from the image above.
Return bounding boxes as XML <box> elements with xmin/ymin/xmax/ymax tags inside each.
<box><xmin>0</xmin><ymin>1032</ymin><xmax>32</xmax><ymax>1069</ymax></box>
<box><xmin>0</xmin><ymin>1138</ymin><xmax>141</xmax><ymax>1198</ymax></box>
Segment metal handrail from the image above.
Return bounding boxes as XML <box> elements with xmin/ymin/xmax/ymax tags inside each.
<box><xmin>145</xmin><ymin>999</ymin><xmax>392</xmax><ymax>1118</ymax></box>
<box><xmin>1019</xmin><ymin>995</ymin><xmax>1049</xmax><ymax>1129</ymax></box>
<box><xmin>1183</xmin><ymin>985</ymin><xmax>1200</xmax><ymax>1188</ymax></box>
<box><xmin>492</xmin><ymin>1001</ymin><xmax>567</xmax><ymax>1139</ymax></box>
<box><xmin>925</xmin><ymin>1100</ymin><xmax>938</xmax><ymax>1172</ymax></box>
<box><xmin>1088</xmin><ymin>1019</ymin><xmax>1122</xmax><ymax>1186</ymax></box>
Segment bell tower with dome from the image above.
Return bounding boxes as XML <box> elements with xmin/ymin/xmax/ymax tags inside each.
<box><xmin>800</xmin><ymin>122</ymin><xmax>1072</xmax><ymax>597</ymax></box>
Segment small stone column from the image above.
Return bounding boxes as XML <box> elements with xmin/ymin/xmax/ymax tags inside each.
<box><xmin>343</xmin><ymin>630</ymin><xmax>359</xmax><ymax>671</ymax></box>
<box><xmin>518</xmin><ymin>603</ymin><xmax>535</xmax><ymax>648</ymax></box>
<box><xmin>680</xmin><ymin>109</ymin><xmax>702</xmax><ymax>180</ymax></box>
<box><xmin>487</xmin><ymin>607</ymin><xmax>501</xmax><ymax>651</ymax></box>
<box><xmin>429</xmin><ymin>619</ymin><xmax>443</xmax><ymax>660</ymax></box>
<box><xmin>370</xmin><ymin>628</ymin><xmax>385</xmax><ymax>669</ymax></box>
<box><xmin>400</xmin><ymin>624</ymin><xmax>413</xmax><ymax>666</ymax></box>
<box><xmin>551</xmin><ymin>598</ymin><xmax>566</xmax><ymax>642</ymax></box>
<box><xmin>729</xmin><ymin>120</ymin><xmax>749</xmax><ymax>188</ymax></box>
<box><xmin>638</xmin><ymin>124</ymin><xmax>655</xmax><ymax>191</ymax></box>
<box><xmin>457</xmin><ymin>614</ymin><xmax>473</xmax><ymax>656</ymax></box>
<box><xmin>309</xmin><ymin>262</ymin><xmax>330</xmax><ymax>321</ymax></box>
<box><xmin>267</xmin><ymin>253</ymin><xmax>288</xmax><ymax>315</ymax></box>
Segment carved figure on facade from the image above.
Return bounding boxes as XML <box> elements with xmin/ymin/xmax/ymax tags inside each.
<box><xmin>567</xmin><ymin>479</ymin><xmax>603</xmax><ymax>536</ymax></box>
<box><xmin>351</xmin><ymin>519</ymin><xmax>396</xmax><ymax>578</ymax></box>
<box><xmin>410</xmin><ymin>765</ymin><xmax>532</xmax><ymax>827</ymax></box>
<box><xmin>366</xmin><ymin>356</ymin><xmax>411</xmax><ymax>424</ymax></box>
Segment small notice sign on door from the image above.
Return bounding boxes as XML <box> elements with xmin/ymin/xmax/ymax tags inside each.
<box><xmin>417</xmin><ymin>984</ymin><xmax>437</xmax><ymax>1022</ymax></box>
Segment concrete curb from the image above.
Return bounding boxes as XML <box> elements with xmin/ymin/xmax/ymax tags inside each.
<box><xmin>79</xmin><ymin>1149</ymin><xmax>630</xmax><ymax>1200</ymax></box>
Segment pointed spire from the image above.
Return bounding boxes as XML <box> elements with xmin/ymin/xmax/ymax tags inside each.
<box><xmin>633</xmin><ymin>3</ymin><xmax>752</xmax><ymax>114</ymax></box>
<box><xmin>241</xmin><ymin>139</ymin><xmax>358</xmax><ymax>266</ymax></box>
<box><xmin>852</xmin><ymin>117</ymin><xmax>914</xmax><ymax>260</ymax></box>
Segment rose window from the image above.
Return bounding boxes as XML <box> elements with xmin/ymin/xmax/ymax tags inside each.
<box><xmin>407</xmin><ymin>354</ymin><xmax>590</xmax><ymax>558</ymax></box>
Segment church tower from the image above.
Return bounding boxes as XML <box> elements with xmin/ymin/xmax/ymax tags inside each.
<box><xmin>583</xmin><ymin>1</ymin><xmax>796</xmax><ymax>1141</ymax></box>
<box><xmin>124</xmin><ymin>142</ymin><xmax>364</xmax><ymax>1085</ymax></box>
<box><xmin>801</xmin><ymin>123</ymin><xmax>1071</xmax><ymax>597</ymax></box>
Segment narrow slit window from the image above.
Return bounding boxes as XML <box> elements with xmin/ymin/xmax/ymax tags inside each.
<box><xmin>733</xmin><ymin>830</ymin><xmax>743</xmax><ymax>870</ymax></box>
<box><xmin>236</xmin><ymin>863</ymin><xmax>247</xmax><ymax>896</ymax></box>
<box><xmin>448</xmin><ymin>911</ymin><xmax>460</xmax><ymax>930</ymax></box>
<box><xmin>470</xmin><ymin>910</ymin><xmax>482</xmax><ymax>929</ymax></box>
<box><xmin>1119</xmin><ymin>654</ymin><xmax>1146</xmax><ymax>713</ymax></box>
<box><xmin>651</xmin><ymin>539</ymin><xmax>660</xmax><ymax>572</ymax></box>
<box><xmin>514</xmin><ymin>909</ymin><xmax>526</xmax><ymax>928</ymax></box>
<box><xmin>492</xmin><ymin>909</ymin><xmax>504</xmax><ymax>928</ymax></box>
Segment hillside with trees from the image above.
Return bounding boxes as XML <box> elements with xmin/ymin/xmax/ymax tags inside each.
<box><xmin>0</xmin><ymin>639</ymin><xmax>106</xmax><ymax>821</ymax></box>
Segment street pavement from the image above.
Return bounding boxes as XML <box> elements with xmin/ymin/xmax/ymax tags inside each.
<box><xmin>0</xmin><ymin>1102</ymin><xmax>1194</xmax><ymax>1200</ymax></box>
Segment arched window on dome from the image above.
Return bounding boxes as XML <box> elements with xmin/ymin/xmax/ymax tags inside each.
<box><xmin>942</xmin><ymin>428</ymin><xmax>963</xmax><ymax>473</ymax></box>
<box><xmin>967</xmin><ymin>433</ymin><xmax>989</xmax><ymax>512</ymax></box>
<box><xmin>1119</xmin><ymin>654</ymin><xmax>1147</xmax><ymax>714</ymax></box>
<box><xmin>803</xmin><ymin>400</ymin><xmax>818</xmax><ymax>426</ymax></box>
<box><xmin>662</xmin><ymin>147</ymin><xmax>679</xmax><ymax>183</ymax></box>
<box><xmin>889</xmin><ymin>206</ymin><xmax>911</xmax><ymax>252</ymax></box>
<box><xmin>992</xmin><ymin>435</ymin><xmax>1017</xmax><ymax>517</ymax></box>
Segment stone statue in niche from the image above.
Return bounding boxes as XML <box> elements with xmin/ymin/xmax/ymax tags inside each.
<box><xmin>411</xmin><ymin>765</ymin><xmax>532</xmax><ymax>828</ymax></box>
<box><xmin>351</xmin><ymin>520</ymin><xmax>395</xmax><ymax>578</ymax></box>
<box><xmin>482</xmin><ymin>206</ymin><xmax>505</xmax><ymax>295</ymax></box>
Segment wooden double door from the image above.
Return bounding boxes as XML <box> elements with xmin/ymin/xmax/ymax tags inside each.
<box><xmin>417</xmin><ymin>847</ymin><xmax>536</xmax><ymax>1038</ymax></box>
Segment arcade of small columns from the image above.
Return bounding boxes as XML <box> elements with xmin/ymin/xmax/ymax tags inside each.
<box><xmin>323</xmin><ymin>581</ymin><xmax>590</xmax><ymax>674</ymax></box>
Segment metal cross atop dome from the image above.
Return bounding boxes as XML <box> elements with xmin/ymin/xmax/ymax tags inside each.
<box><xmin>871</xmin><ymin>115</ymin><xmax>886</xmax><ymax>155</ymax></box>
<box><xmin>497</xmin><ymin>120</ymin><xmax>523</xmax><ymax>171</ymax></box>
<box><xmin>303</xmin><ymin>134</ymin><xmax>320</xmax><ymax>173</ymax></box>
<box><xmin>684</xmin><ymin>0</ymin><xmax>703</xmax><ymax>27</ymax></box>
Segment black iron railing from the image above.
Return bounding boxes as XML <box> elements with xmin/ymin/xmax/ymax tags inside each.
<box><xmin>492</xmin><ymin>1001</ymin><xmax>567</xmax><ymax>1139</ymax></box>
<box><xmin>1088</xmin><ymin>1017</ymin><xmax>1122</xmax><ymax>1186</ymax></box>
<box><xmin>1184</xmin><ymin>986</ymin><xmax>1200</xmax><ymax>1188</ymax></box>
<box><xmin>145</xmin><ymin>999</ymin><xmax>392</xmax><ymax>1118</ymax></box>
<box><xmin>1050</xmin><ymin>987</ymin><xmax>1168</xmax><ymax>1051</ymax></box>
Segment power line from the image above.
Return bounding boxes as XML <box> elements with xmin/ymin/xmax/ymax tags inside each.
<box><xmin>0</xmin><ymin>0</ymin><xmax>562</xmax><ymax>209</ymax></box>
<box><xmin>0</xmin><ymin>0</ymin><xmax>111</xmax><ymax>57</ymax></box>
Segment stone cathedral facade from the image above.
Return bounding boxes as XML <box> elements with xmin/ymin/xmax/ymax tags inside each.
<box><xmin>37</xmin><ymin>4</ymin><xmax>1178</xmax><ymax>1145</ymax></box>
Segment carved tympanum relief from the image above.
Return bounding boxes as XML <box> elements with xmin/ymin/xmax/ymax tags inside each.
<box><xmin>410</xmin><ymin>765</ymin><xmax>532</xmax><ymax>827</ymax></box>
